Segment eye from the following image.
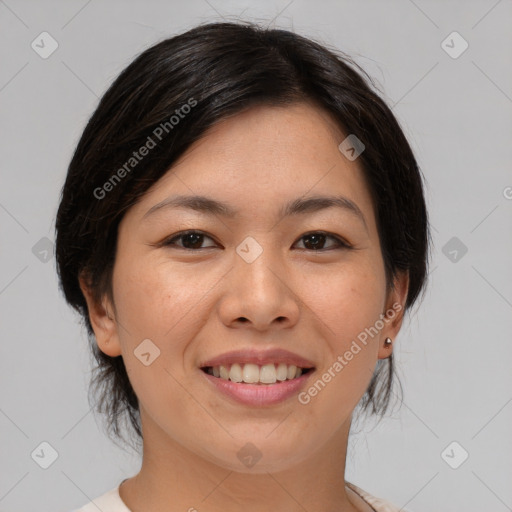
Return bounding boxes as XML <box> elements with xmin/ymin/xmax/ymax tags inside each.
<box><xmin>160</xmin><ymin>230</ymin><xmax>351</xmax><ymax>251</ymax></box>
<box><xmin>162</xmin><ymin>230</ymin><xmax>218</xmax><ymax>250</ymax></box>
<box><xmin>294</xmin><ymin>231</ymin><xmax>351</xmax><ymax>251</ymax></box>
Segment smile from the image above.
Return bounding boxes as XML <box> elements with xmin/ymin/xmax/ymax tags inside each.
<box><xmin>201</xmin><ymin>363</ymin><xmax>313</xmax><ymax>385</ymax></box>
<box><xmin>200</xmin><ymin>364</ymin><xmax>316</xmax><ymax>406</ymax></box>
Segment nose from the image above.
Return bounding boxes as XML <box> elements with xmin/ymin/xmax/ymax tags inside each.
<box><xmin>217</xmin><ymin>247</ymin><xmax>300</xmax><ymax>331</ymax></box>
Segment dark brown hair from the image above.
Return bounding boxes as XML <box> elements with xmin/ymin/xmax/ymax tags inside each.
<box><xmin>55</xmin><ymin>20</ymin><xmax>430</xmax><ymax>449</ymax></box>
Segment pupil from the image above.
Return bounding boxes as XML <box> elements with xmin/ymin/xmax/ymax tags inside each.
<box><xmin>183</xmin><ymin>233</ymin><xmax>203</xmax><ymax>249</ymax></box>
<box><xmin>305</xmin><ymin>233</ymin><xmax>325</xmax><ymax>250</ymax></box>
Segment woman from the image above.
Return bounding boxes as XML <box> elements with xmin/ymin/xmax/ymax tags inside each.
<box><xmin>57</xmin><ymin>21</ymin><xmax>429</xmax><ymax>512</ymax></box>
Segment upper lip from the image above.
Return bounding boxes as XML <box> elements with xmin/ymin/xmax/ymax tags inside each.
<box><xmin>199</xmin><ymin>348</ymin><xmax>316</xmax><ymax>369</ymax></box>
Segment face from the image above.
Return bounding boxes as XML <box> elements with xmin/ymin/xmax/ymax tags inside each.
<box><xmin>81</xmin><ymin>102</ymin><xmax>408</xmax><ymax>474</ymax></box>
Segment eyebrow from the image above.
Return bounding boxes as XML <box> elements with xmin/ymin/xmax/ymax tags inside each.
<box><xmin>143</xmin><ymin>193</ymin><xmax>368</xmax><ymax>230</ymax></box>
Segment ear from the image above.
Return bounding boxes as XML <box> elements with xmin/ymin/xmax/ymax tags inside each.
<box><xmin>377</xmin><ymin>270</ymin><xmax>409</xmax><ymax>360</ymax></box>
<box><xmin>79</xmin><ymin>272</ymin><xmax>122</xmax><ymax>357</ymax></box>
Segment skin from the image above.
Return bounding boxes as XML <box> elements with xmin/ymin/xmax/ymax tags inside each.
<box><xmin>80</xmin><ymin>102</ymin><xmax>409</xmax><ymax>512</ymax></box>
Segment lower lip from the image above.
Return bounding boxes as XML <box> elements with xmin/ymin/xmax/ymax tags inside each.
<box><xmin>200</xmin><ymin>369</ymin><xmax>315</xmax><ymax>406</ymax></box>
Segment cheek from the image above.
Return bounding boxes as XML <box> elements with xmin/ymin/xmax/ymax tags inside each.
<box><xmin>296</xmin><ymin>267</ymin><xmax>385</xmax><ymax>426</ymax></box>
<box><xmin>113</xmin><ymin>259</ymin><xmax>206</xmax><ymax>427</ymax></box>
<box><xmin>309</xmin><ymin>261</ymin><xmax>387</xmax><ymax>341</ymax></box>
<box><xmin>112</xmin><ymin>257</ymin><xmax>210</xmax><ymax>341</ymax></box>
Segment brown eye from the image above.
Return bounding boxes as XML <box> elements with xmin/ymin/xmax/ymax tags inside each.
<box><xmin>161</xmin><ymin>230</ymin><xmax>351</xmax><ymax>252</ymax></box>
<box><xmin>295</xmin><ymin>232</ymin><xmax>351</xmax><ymax>251</ymax></box>
<box><xmin>163</xmin><ymin>231</ymin><xmax>217</xmax><ymax>250</ymax></box>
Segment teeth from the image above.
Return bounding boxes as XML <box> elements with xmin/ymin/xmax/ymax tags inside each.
<box><xmin>219</xmin><ymin>365</ymin><xmax>229</xmax><ymax>379</ymax></box>
<box><xmin>207</xmin><ymin>363</ymin><xmax>309</xmax><ymax>384</ymax></box>
<box><xmin>260</xmin><ymin>364</ymin><xmax>277</xmax><ymax>384</ymax></box>
<box><xmin>229</xmin><ymin>363</ymin><xmax>243</xmax><ymax>383</ymax></box>
<box><xmin>276</xmin><ymin>363</ymin><xmax>288</xmax><ymax>381</ymax></box>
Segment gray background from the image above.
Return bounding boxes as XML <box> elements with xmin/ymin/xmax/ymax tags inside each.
<box><xmin>1</xmin><ymin>1</ymin><xmax>511</xmax><ymax>511</ymax></box>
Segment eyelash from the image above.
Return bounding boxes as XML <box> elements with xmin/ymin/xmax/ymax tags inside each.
<box><xmin>160</xmin><ymin>230</ymin><xmax>352</xmax><ymax>252</ymax></box>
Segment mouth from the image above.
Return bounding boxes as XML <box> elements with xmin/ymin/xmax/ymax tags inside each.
<box><xmin>200</xmin><ymin>363</ymin><xmax>315</xmax><ymax>385</ymax></box>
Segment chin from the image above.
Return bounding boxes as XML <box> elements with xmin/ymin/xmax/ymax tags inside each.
<box><xmin>202</xmin><ymin>442</ymin><xmax>311</xmax><ymax>475</ymax></box>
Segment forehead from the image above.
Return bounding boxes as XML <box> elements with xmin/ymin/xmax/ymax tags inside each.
<box><xmin>192</xmin><ymin>101</ymin><xmax>345</xmax><ymax>164</ymax></box>
<box><xmin>127</xmin><ymin>102</ymin><xmax>375</xmax><ymax>225</ymax></box>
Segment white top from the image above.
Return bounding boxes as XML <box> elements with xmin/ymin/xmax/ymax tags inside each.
<box><xmin>71</xmin><ymin>481</ymin><xmax>406</xmax><ymax>512</ymax></box>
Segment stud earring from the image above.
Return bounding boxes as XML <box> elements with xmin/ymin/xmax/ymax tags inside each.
<box><xmin>384</xmin><ymin>337</ymin><xmax>392</xmax><ymax>347</ymax></box>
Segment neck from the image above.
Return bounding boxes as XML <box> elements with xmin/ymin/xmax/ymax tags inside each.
<box><xmin>119</xmin><ymin>411</ymin><xmax>365</xmax><ymax>512</ymax></box>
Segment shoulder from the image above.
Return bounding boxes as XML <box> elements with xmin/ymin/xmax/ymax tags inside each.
<box><xmin>70</xmin><ymin>485</ymin><xmax>130</xmax><ymax>512</ymax></box>
<box><xmin>346</xmin><ymin>481</ymin><xmax>409</xmax><ymax>512</ymax></box>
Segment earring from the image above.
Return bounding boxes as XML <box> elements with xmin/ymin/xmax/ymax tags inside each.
<box><xmin>384</xmin><ymin>337</ymin><xmax>392</xmax><ymax>348</ymax></box>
